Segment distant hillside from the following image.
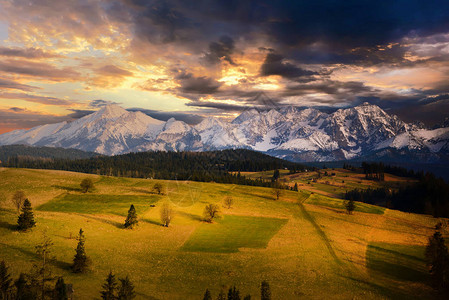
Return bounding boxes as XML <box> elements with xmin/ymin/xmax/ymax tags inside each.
<box><xmin>0</xmin><ymin>144</ymin><xmax>99</xmax><ymax>164</ymax></box>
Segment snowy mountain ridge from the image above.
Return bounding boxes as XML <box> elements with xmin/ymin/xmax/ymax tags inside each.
<box><xmin>1</xmin><ymin>103</ymin><xmax>448</xmax><ymax>162</ymax></box>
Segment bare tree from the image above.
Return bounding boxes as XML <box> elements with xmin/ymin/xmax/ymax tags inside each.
<box><xmin>152</xmin><ymin>183</ymin><xmax>164</xmax><ymax>195</ymax></box>
<box><xmin>272</xmin><ymin>184</ymin><xmax>283</xmax><ymax>201</ymax></box>
<box><xmin>160</xmin><ymin>202</ymin><xmax>174</xmax><ymax>227</ymax></box>
<box><xmin>11</xmin><ymin>190</ymin><xmax>26</xmax><ymax>213</ymax></box>
<box><xmin>203</xmin><ymin>204</ymin><xmax>220</xmax><ymax>223</ymax></box>
<box><xmin>223</xmin><ymin>196</ymin><xmax>234</xmax><ymax>209</ymax></box>
<box><xmin>80</xmin><ymin>178</ymin><xmax>94</xmax><ymax>193</ymax></box>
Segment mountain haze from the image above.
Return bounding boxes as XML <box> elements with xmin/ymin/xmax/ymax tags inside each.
<box><xmin>1</xmin><ymin>103</ymin><xmax>448</xmax><ymax>162</ymax></box>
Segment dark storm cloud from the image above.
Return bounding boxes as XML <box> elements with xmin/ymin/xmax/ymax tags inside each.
<box><xmin>203</xmin><ymin>35</ymin><xmax>236</xmax><ymax>65</ymax></box>
<box><xmin>128</xmin><ymin>108</ymin><xmax>204</xmax><ymax>124</ymax></box>
<box><xmin>282</xmin><ymin>80</ymin><xmax>375</xmax><ymax>99</ymax></box>
<box><xmin>0</xmin><ymin>78</ymin><xmax>38</xmax><ymax>92</ymax></box>
<box><xmin>185</xmin><ymin>101</ymin><xmax>246</xmax><ymax>111</ymax></box>
<box><xmin>67</xmin><ymin>109</ymin><xmax>95</xmax><ymax>119</ymax></box>
<box><xmin>173</xmin><ymin>69</ymin><xmax>222</xmax><ymax>95</ymax></box>
<box><xmin>89</xmin><ymin>99</ymin><xmax>121</xmax><ymax>107</ymax></box>
<box><xmin>260</xmin><ymin>53</ymin><xmax>318</xmax><ymax>79</ymax></box>
<box><xmin>115</xmin><ymin>0</ymin><xmax>449</xmax><ymax>65</ymax></box>
<box><xmin>0</xmin><ymin>47</ymin><xmax>61</xmax><ymax>59</ymax></box>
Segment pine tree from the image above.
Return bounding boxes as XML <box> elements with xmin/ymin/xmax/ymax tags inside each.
<box><xmin>0</xmin><ymin>260</ymin><xmax>12</xmax><ymax>299</ymax></box>
<box><xmin>425</xmin><ymin>230</ymin><xmax>449</xmax><ymax>290</ymax></box>
<box><xmin>17</xmin><ymin>198</ymin><xmax>36</xmax><ymax>231</ymax></box>
<box><xmin>203</xmin><ymin>289</ymin><xmax>212</xmax><ymax>300</ymax></box>
<box><xmin>293</xmin><ymin>183</ymin><xmax>298</xmax><ymax>192</ymax></box>
<box><xmin>227</xmin><ymin>286</ymin><xmax>240</xmax><ymax>300</ymax></box>
<box><xmin>118</xmin><ymin>276</ymin><xmax>135</xmax><ymax>300</ymax></box>
<box><xmin>261</xmin><ymin>281</ymin><xmax>271</xmax><ymax>300</ymax></box>
<box><xmin>72</xmin><ymin>229</ymin><xmax>90</xmax><ymax>273</ymax></box>
<box><xmin>53</xmin><ymin>277</ymin><xmax>67</xmax><ymax>300</ymax></box>
<box><xmin>14</xmin><ymin>273</ymin><xmax>30</xmax><ymax>300</ymax></box>
<box><xmin>217</xmin><ymin>288</ymin><xmax>226</xmax><ymax>300</ymax></box>
<box><xmin>101</xmin><ymin>272</ymin><xmax>118</xmax><ymax>300</ymax></box>
<box><xmin>243</xmin><ymin>295</ymin><xmax>251</xmax><ymax>300</ymax></box>
<box><xmin>124</xmin><ymin>205</ymin><xmax>138</xmax><ymax>229</ymax></box>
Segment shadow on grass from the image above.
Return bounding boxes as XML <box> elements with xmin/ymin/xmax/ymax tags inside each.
<box><xmin>0</xmin><ymin>242</ymin><xmax>72</xmax><ymax>270</ymax></box>
<box><xmin>366</xmin><ymin>243</ymin><xmax>428</xmax><ymax>283</ymax></box>
<box><xmin>51</xmin><ymin>185</ymin><xmax>82</xmax><ymax>192</ymax></box>
<box><xmin>140</xmin><ymin>218</ymin><xmax>163</xmax><ymax>227</ymax></box>
<box><xmin>239</xmin><ymin>190</ymin><xmax>274</xmax><ymax>201</ymax></box>
<box><xmin>176</xmin><ymin>211</ymin><xmax>203</xmax><ymax>222</ymax></box>
<box><xmin>341</xmin><ymin>275</ymin><xmax>411</xmax><ymax>299</ymax></box>
<box><xmin>77</xmin><ymin>214</ymin><xmax>123</xmax><ymax>229</ymax></box>
<box><xmin>0</xmin><ymin>220</ymin><xmax>17</xmax><ymax>231</ymax></box>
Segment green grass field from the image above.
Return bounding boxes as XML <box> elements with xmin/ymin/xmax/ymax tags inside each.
<box><xmin>181</xmin><ymin>215</ymin><xmax>288</xmax><ymax>253</ymax></box>
<box><xmin>0</xmin><ymin>167</ymin><xmax>443</xmax><ymax>299</ymax></box>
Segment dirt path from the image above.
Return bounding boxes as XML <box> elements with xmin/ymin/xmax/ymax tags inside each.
<box><xmin>297</xmin><ymin>195</ymin><xmax>342</xmax><ymax>266</ymax></box>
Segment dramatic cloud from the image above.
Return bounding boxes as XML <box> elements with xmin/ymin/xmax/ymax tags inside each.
<box><xmin>203</xmin><ymin>35</ymin><xmax>236</xmax><ymax>66</ymax></box>
<box><xmin>0</xmin><ymin>92</ymin><xmax>72</xmax><ymax>105</ymax></box>
<box><xmin>0</xmin><ymin>46</ymin><xmax>60</xmax><ymax>59</ymax></box>
<box><xmin>0</xmin><ymin>0</ymin><xmax>449</xmax><ymax>130</ymax></box>
<box><xmin>0</xmin><ymin>60</ymin><xmax>80</xmax><ymax>81</ymax></box>
<box><xmin>260</xmin><ymin>53</ymin><xmax>318</xmax><ymax>79</ymax></box>
<box><xmin>0</xmin><ymin>77</ymin><xmax>38</xmax><ymax>91</ymax></box>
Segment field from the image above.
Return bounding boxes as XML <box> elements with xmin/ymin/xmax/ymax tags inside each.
<box><xmin>0</xmin><ymin>167</ymin><xmax>443</xmax><ymax>299</ymax></box>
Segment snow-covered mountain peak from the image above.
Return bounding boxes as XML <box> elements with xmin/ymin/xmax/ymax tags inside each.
<box><xmin>94</xmin><ymin>104</ymin><xmax>128</xmax><ymax>119</ymax></box>
<box><xmin>0</xmin><ymin>103</ymin><xmax>448</xmax><ymax>161</ymax></box>
<box><xmin>231</xmin><ymin>108</ymin><xmax>259</xmax><ymax>124</ymax></box>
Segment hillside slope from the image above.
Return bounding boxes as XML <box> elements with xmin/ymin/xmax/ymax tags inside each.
<box><xmin>0</xmin><ymin>168</ymin><xmax>441</xmax><ymax>299</ymax></box>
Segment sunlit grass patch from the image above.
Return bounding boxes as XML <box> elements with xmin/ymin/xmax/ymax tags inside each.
<box><xmin>366</xmin><ymin>242</ymin><xmax>428</xmax><ymax>282</ymax></box>
<box><xmin>181</xmin><ymin>215</ymin><xmax>288</xmax><ymax>253</ymax></box>
<box><xmin>305</xmin><ymin>194</ymin><xmax>385</xmax><ymax>215</ymax></box>
<box><xmin>37</xmin><ymin>194</ymin><xmax>159</xmax><ymax>216</ymax></box>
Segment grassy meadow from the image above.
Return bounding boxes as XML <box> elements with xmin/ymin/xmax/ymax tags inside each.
<box><xmin>0</xmin><ymin>167</ymin><xmax>443</xmax><ymax>299</ymax></box>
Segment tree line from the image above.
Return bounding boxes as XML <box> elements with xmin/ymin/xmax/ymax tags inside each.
<box><xmin>345</xmin><ymin>172</ymin><xmax>449</xmax><ymax>217</ymax></box>
<box><xmin>2</xmin><ymin>149</ymin><xmax>308</xmax><ymax>189</ymax></box>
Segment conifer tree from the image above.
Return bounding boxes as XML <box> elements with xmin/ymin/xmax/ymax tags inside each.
<box><xmin>53</xmin><ymin>277</ymin><xmax>68</xmax><ymax>300</ymax></box>
<box><xmin>72</xmin><ymin>229</ymin><xmax>90</xmax><ymax>273</ymax></box>
<box><xmin>0</xmin><ymin>260</ymin><xmax>12</xmax><ymax>299</ymax></box>
<box><xmin>17</xmin><ymin>198</ymin><xmax>36</xmax><ymax>231</ymax></box>
<box><xmin>261</xmin><ymin>281</ymin><xmax>271</xmax><ymax>300</ymax></box>
<box><xmin>203</xmin><ymin>289</ymin><xmax>212</xmax><ymax>300</ymax></box>
<box><xmin>217</xmin><ymin>288</ymin><xmax>226</xmax><ymax>300</ymax></box>
<box><xmin>101</xmin><ymin>272</ymin><xmax>118</xmax><ymax>300</ymax></box>
<box><xmin>118</xmin><ymin>276</ymin><xmax>135</xmax><ymax>300</ymax></box>
<box><xmin>124</xmin><ymin>205</ymin><xmax>138</xmax><ymax>229</ymax></box>
<box><xmin>425</xmin><ymin>229</ymin><xmax>449</xmax><ymax>290</ymax></box>
<box><xmin>14</xmin><ymin>273</ymin><xmax>30</xmax><ymax>300</ymax></box>
<box><xmin>227</xmin><ymin>286</ymin><xmax>240</xmax><ymax>300</ymax></box>
<box><xmin>293</xmin><ymin>183</ymin><xmax>299</xmax><ymax>192</ymax></box>
<box><xmin>243</xmin><ymin>296</ymin><xmax>251</xmax><ymax>300</ymax></box>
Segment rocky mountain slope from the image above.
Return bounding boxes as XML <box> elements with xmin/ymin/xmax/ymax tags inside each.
<box><xmin>0</xmin><ymin>103</ymin><xmax>448</xmax><ymax>162</ymax></box>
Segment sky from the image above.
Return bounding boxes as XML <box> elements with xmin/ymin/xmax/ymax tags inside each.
<box><xmin>1</xmin><ymin>0</ymin><xmax>449</xmax><ymax>133</ymax></box>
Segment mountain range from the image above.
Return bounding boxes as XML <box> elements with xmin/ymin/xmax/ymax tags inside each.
<box><xmin>1</xmin><ymin>103</ymin><xmax>448</xmax><ymax>162</ymax></box>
